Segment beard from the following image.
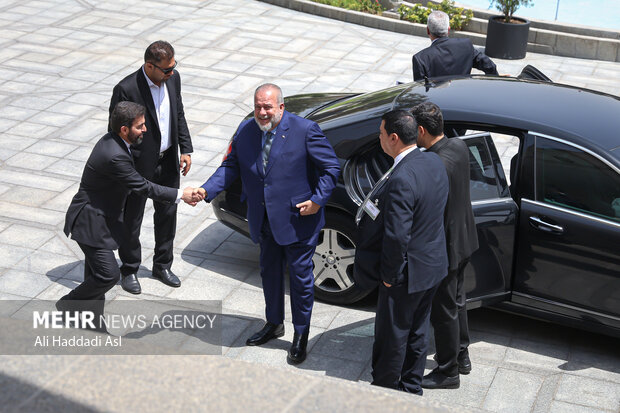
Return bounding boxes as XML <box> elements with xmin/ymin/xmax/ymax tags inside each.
<box><xmin>128</xmin><ymin>131</ymin><xmax>143</xmax><ymax>145</ymax></box>
<box><xmin>254</xmin><ymin>111</ymin><xmax>282</xmax><ymax>132</ymax></box>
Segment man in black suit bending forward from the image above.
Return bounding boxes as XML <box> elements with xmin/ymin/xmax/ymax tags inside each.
<box><xmin>59</xmin><ymin>102</ymin><xmax>200</xmax><ymax>318</ymax></box>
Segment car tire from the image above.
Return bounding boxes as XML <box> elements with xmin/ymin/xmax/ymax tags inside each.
<box><xmin>313</xmin><ymin>210</ymin><xmax>374</xmax><ymax>305</ymax></box>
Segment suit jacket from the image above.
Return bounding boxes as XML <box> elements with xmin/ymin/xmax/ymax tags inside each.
<box><xmin>202</xmin><ymin>111</ymin><xmax>340</xmax><ymax>245</ymax></box>
<box><xmin>64</xmin><ymin>132</ymin><xmax>178</xmax><ymax>250</ymax></box>
<box><xmin>380</xmin><ymin>148</ymin><xmax>449</xmax><ymax>293</ymax></box>
<box><xmin>354</xmin><ymin>181</ymin><xmax>388</xmax><ymax>290</ymax></box>
<box><xmin>412</xmin><ymin>37</ymin><xmax>498</xmax><ymax>81</ymax></box>
<box><xmin>427</xmin><ymin>137</ymin><xmax>479</xmax><ymax>270</ymax></box>
<box><xmin>109</xmin><ymin>68</ymin><xmax>192</xmax><ymax>181</ymax></box>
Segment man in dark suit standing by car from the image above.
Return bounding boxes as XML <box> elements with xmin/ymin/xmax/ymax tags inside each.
<box><xmin>370</xmin><ymin>109</ymin><xmax>448</xmax><ymax>395</ymax></box>
<box><xmin>412</xmin><ymin>10</ymin><xmax>498</xmax><ymax>81</ymax></box>
<box><xmin>109</xmin><ymin>40</ymin><xmax>193</xmax><ymax>294</ymax></box>
<box><xmin>196</xmin><ymin>83</ymin><xmax>340</xmax><ymax>364</ymax></box>
<box><xmin>412</xmin><ymin>102</ymin><xmax>480</xmax><ymax>389</ymax></box>
<box><xmin>59</xmin><ymin>102</ymin><xmax>199</xmax><ymax>322</ymax></box>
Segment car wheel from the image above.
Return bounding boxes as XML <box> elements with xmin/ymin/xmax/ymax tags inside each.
<box><xmin>313</xmin><ymin>210</ymin><xmax>373</xmax><ymax>305</ymax></box>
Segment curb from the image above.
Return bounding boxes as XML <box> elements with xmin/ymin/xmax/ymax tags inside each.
<box><xmin>259</xmin><ymin>0</ymin><xmax>620</xmax><ymax>62</ymax></box>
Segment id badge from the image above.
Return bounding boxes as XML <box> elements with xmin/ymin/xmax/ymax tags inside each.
<box><xmin>362</xmin><ymin>198</ymin><xmax>380</xmax><ymax>221</ymax></box>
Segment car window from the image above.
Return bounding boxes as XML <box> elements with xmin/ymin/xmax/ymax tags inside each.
<box><xmin>462</xmin><ymin>136</ymin><xmax>501</xmax><ymax>201</ymax></box>
<box><xmin>536</xmin><ymin>137</ymin><xmax>620</xmax><ymax>222</ymax></box>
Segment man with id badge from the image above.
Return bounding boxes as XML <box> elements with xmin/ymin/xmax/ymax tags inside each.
<box><xmin>355</xmin><ymin>109</ymin><xmax>449</xmax><ymax>395</ymax></box>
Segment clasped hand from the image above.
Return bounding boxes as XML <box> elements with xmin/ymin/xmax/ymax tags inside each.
<box><xmin>296</xmin><ymin>200</ymin><xmax>320</xmax><ymax>216</ymax></box>
<box><xmin>181</xmin><ymin>187</ymin><xmax>207</xmax><ymax>206</ymax></box>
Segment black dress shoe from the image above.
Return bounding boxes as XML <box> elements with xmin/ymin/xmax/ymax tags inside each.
<box><xmin>287</xmin><ymin>331</ymin><xmax>309</xmax><ymax>364</ymax></box>
<box><xmin>458</xmin><ymin>350</ymin><xmax>472</xmax><ymax>375</ymax></box>
<box><xmin>152</xmin><ymin>268</ymin><xmax>181</xmax><ymax>288</ymax></box>
<box><xmin>121</xmin><ymin>273</ymin><xmax>142</xmax><ymax>294</ymax></box>
<box><xmin>246</xmin><ymin>322</ymin><xmax>284</xmax><ymax>346</ymax></box>
<box><xmin>421</xmin><ymin>368</ymin><xmax>460</xmax><ymax>389</ymax></box>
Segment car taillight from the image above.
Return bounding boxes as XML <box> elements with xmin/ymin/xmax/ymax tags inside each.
<box><xmin>222</xmin><ymin>138</ymin><xmax>233</xmax><ymax>161</ymax></box>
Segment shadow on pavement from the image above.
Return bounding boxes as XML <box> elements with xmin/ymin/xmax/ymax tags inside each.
<box><xmin>0</xmin><ymin>372</ymin><xmax>100</xmax><ymax>413</ymax></box>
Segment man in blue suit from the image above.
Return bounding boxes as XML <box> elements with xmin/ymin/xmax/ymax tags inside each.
<box><xmin>368</xmin><ymin>109</ymin><xmax>448</xmax><ymax>395</ymax></box>
<box><xmin>197</xmin><ymin>83</ymin><xmax>340</xmax><ymax>364</ymax></box>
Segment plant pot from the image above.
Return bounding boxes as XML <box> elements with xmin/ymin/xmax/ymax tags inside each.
<box><xmin>485</xmin><ymin>16</ymin><xmax>530</xmax><ymax>60</ymax></box>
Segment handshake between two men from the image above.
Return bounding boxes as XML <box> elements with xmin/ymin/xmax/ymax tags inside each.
<box><xmin>182</xmin><ymin>187</ymin><xmax>320</xmax><ymax>216</ymax></box>
<box><xmin>181</xmin><ymin>187</ymin><xmax>206</xmax><ymax>206</ymax></box>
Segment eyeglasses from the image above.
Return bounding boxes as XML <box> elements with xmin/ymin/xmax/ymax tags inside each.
<box><xmin>151</xmin><ymin>61</ymin><xmax>177</xmax><ymax>75</ymax></box>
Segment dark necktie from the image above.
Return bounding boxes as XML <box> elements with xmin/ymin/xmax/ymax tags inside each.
<box><xmin>262</xmin><ymin>131</ymin><xmax>274</xmax><ymax>173</ymax></box>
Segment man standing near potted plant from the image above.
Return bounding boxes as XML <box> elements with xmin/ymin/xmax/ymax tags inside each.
<box><xmin>412</xmin><ymin>10</ymin><xmax>498</xmax><ymax>81</ymax></box>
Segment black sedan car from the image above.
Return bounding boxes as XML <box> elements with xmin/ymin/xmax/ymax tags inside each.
<box><xmin>211</xmin><ymin>74</ymin><xmax>620</xmax><ymax>338</ymax></box>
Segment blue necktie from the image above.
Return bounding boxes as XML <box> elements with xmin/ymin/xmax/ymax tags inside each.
<box><xmin>262</xmin><ymin>131</ymin><xmax>274</xmax><ymax>173</ymax></box>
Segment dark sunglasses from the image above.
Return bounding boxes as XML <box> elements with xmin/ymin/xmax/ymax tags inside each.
<box><xmin>151</xmin><ymin>61</ymin><xmax>177</xmax><ymax>74</ymax></box>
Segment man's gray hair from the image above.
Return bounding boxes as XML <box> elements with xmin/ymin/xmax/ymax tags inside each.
<box><xmin>255</xmin><ymin>83</ymin><xmax>284</xmax><ymax>104</ymax></box>
<box><xmin>427</xmin><ymin>10</ymin><xmax>450</xmax><ymax>37</ymax></box>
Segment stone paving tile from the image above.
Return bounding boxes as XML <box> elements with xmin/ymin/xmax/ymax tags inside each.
<box><xmin>532</xmin><ymin>374</ymin><xmax>561</xmax><ymax>413</ymax></box>
<box><xmin>14</xmin><ymin>250</ymin><xmax>80</xmax><ymax>280</ymax></box>
<box><xmin>327</xmin><ymin>307</ymin><xmax>376</xmax><ymax>331</ymax></box>
<box><xmin>482</xmin><ymin>368</ymin><xmax>544</xmax><ymax>413</ymax></box>
<box><xmin>187</xmin><ymin>257</ymin><xmax>255</xmax><ymax>285</ymax></box>
<box><xmin>10</xmin><ymin>189</ymin><xmax>57</xmax><ymax>212</ymax></box>
<box><xmin>35</xmin><ymin>277</ymin><xmax>81</xmax><ymax>300</ymax></box>
<box><xmin>6</xmin><ymin>153</ymin><xmax>58</xmax><ymax>171</ymax></box>
<box><xmin>0</xmin><ymin>269</ymin><xmax>53</xmax><ymax>298</ymax></box>
<box><xmin>504</xmin><ymin>338</ymin><xmax>571</xmax><ymax>372</ymax></box>
<box><xmin>311</xmin><ymin>329</ymin><xmax>374</xmax><ymax>363</ymax></box>
<box><xmin>0</xmin><ymin>245</ymin><xmax>34</xmax><ymax>269</ymax></box>
<box><xmin>0</xmin><ymin>200</ymin><xmax>65</xmax><ymax>227</ymax></box>
<box><xmin>38</xmin><ymin>235</ymin><xmax>77</xmax><ymax>257</ymax></box>
<box><xmin>554</xmin><ymin>374</ymin><xmax>620</xmax><ymax>411</ymax></box>
<box><xmin>167</xmin><ymin>275</ymin><xmax>240</xmax><ymax>301</ymax></box>
<box><xmin>45</xmin><ymin>158</ymin><xmax>87</xmax><ymax>178</ymax></box>
<box><xmin>0</xmin><ymin>168</ymin><xmax>74</xmax><ymax>191</ymax></box>
<box><xmin>176</xmin><ymin>218</ymin><xmax>232</xmax><ymax>254</ymax></box>
<box><xmin>0</xmin><ymin>135</ymin><xmax>38</xmax><ymax>152</ymax></box>
<box><xmin>548</xmin><ymin>400</ymin><xmax>612</xmax><ymax>413</ymax></box>
<box><xmin>0</xmin><ymin>224</ymin><xmax>55</xmax><ymax>249</ymax></box>
<box><xmin>223</xmin><ymin>287</ymin><xmax>268</xmax><ymax>318</ymax></box>
<box><xmin>424</xmin><ymin>379</ymin><xmax>488</xmax><ymax>410</ymax></box>
<box><xmin>0</xmin><ymin>149</ymin><xmax>17</xmax><ymax>162</ymax></box>
<box><xmin>0</xmin><ymin>220</ymin><xmax>11</xmax><ymax>233</ymax></box>
<box><xmin>0</xmin><ymin>105</ymin><xmax>37</xmax><ymax>121</ymax></box>
<box><xmin>23</xmin><ymin>139</ymin><xmax>77</xmax><ymax>157</ymax></box>
<box><xmin>212</xmin><ymin>239</ymin><xmax>260</xmax><ymax>262</ymax></box>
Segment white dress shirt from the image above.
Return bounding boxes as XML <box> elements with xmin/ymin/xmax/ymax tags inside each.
<box><xmin>393</xmin><ymin>145</ymin><xmax>417</xmax><ymax>167</ymax></box>
<box><xmin>142</xmin><ymin>66</ymin><xmax>171</xmax><ymax>153</ymax></box>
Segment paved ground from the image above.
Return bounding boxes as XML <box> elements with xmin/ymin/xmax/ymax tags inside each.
<box><xmin>0</xmin><ymin>0</ymin><xmax>619</xmax><ymax>412</ymax></box>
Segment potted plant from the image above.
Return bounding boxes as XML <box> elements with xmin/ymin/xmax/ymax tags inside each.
<box><xmin>485</xmin><ymin>0</ymin><xmax>533</xmax><ymax>59</ymax></box>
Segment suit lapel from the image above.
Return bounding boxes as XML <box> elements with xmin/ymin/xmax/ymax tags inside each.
<box><xmin>264</xmin><ymin>112</ymin><xmax>290</xmax><ymax>177</ymax></box>
<box><xmin>167</xmin><ymin>74</ymin><xmax>178</xmax><ymax>142</ymax></box>
<box><xmin>136</xmin><ymin>69</ymin><xmax>159</xmax><ymax>133</ymax></box>
<box><xmin>112</xmin><ymin>134</ymin><xmax>135</xmax><ymax>166</ymax></box>
<box><xmin>253</xmin><ymin>128</ymin><xmax>265</xmax><ymax>177</ymax></box>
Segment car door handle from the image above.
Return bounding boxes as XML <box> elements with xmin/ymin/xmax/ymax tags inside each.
<box><xmin>529</xmin><ymin>216</ymin><xmax>564</xmax><ymax>234</ymax></box>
